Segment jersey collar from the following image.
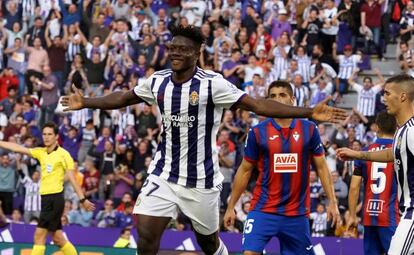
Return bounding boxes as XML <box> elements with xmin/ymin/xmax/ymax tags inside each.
<box><xmin>270</xmin><ymin>118</ymin><xmax>297</xmax><ymax>130</ymax></box>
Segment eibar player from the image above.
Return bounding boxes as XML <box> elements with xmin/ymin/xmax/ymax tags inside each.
<box><xmin>337</xmin><ymin>74</ymin><xmax>414</xmax><ymax>254</ymax></box>
<box><xmin>223</xmin><ymin>81</ymin><xmax>340</xmax><ymax>255</ymax></box>
<box><xmin>346</xmin><ymin>111</ymin><xmax>399</xmax><ymax>255</ymax></box>
<box><xmin>61</xmin><ymin>25</ymin><xmax>347</xmax><ymax>255</ymax></box>
<box><xmin>0</xmin><ymin>122</ymin><xmax>94</xmax><ymax>255</ymax></box>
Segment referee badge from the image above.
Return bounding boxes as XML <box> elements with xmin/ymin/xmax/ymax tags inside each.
<box><xmin>189</xmin><ymin>91</ymin><xmax>199</xmax><ymax>106</ymax></box>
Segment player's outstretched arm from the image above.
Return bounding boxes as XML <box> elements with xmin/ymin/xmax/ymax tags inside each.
<box><xmin>66</xmin><ymin>170</ymin><xmax>95</xmax><ymax>211</ymax></box>
<box><xmin>61</xmin><ymin>85</ymin><xmax>144</xmax><ymax>111</ymax></box>
<box><xmin>313</xmin><ymin>156</ymin><xmax>340</xmax><ymax>227</ymax></box>
<box><xmin>0</xmin><ymin>141</ymin><xmax>31</xmax><ymax>156</ymax></box>
<box><xmin>223</xmin><ymin>159</ymin><xmax>254</xmax><ymax>227</ymax></box>
<box><xmin>336</xmin><ymin>147</ymin><xmax>394</xmax><ymax>162</ymax></box>
<box><xmin>237</xmin><ymin>95</ymin><xmax>348</xmax><ymax>123</ymax></box>
<box><xmin>347</xmin><ymin>175</ymin><xmax>362</xmax><ymax>231</ymax></box>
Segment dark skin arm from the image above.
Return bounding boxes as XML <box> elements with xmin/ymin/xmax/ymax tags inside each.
<box><xmin>61</xmin><ymin>85</ymin><xmax>143</xmax><ymax>111</ymax></box>
<box><xmin>237</xmin><ymin>95</ymin><xmax>347</xmax><ymax>123</ymax></box>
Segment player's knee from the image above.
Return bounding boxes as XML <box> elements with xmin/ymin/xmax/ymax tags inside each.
<box><xmin>33</xmin><ymin>229</ymin><xmax>47</xmax><ymax>244</ymax></box>
<box><xmin>52</xmin><ymin>236</ymin><xmax>65</xmax><ymax>247</ymax></box>
<box><xmin>195</xmin><ymin>233</ymin><xmax>219</xmax><ymax>255</ymax></box>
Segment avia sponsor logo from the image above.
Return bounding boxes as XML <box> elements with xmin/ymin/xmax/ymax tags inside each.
<box><xmin>273</xmin><ymin>153</ymin><xmax>298</xmax><ymax>173</ymax></box>
<box><xmin>162</xmin><ymin>114</ymin><xmax>196</xmax><ymax>128</ymax></box>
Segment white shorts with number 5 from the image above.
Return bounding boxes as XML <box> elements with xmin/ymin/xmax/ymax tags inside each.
<box><xmin>133</xmin><ymin>174</ymin><xmax>221</xmax><ymax>235</ymax></box>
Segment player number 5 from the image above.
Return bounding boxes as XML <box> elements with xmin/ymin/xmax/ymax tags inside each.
<box><xmin>371</xmin><ymin>162</ymin><xmax>387</xmax><ymax>194</ymax></box>
<box><xmin>243</xmin><ymin>219</ymin><xmax>255</xmax><ymax>234</ymax></box>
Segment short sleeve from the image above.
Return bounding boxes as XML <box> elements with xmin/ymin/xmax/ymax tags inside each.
<box><xmin>407</xmin><ymin>127</ymin><xmax>414</xmax><ymax>155</ymax></box>
<box><xmin>29</xmin><ymin>147</ymin><xmax>44</xmax><ymax>161</ymax></box>
<box><xmin>134</xmin><ymin>76</ymin><xmax>156</xmax><ymax>105</ymax></box>
<box><xmin>63</xmin><ymin>151</ymin><xmax>75</xmax><ymax>172</ymax></box>
<box><xmin>353</xmin><ymin>83</ymin><xmax>363</xmax><ymax>93</ymax></box>
<box><xmin>310</xmin><ymin>123</ymin><xmax>324</xmax><ymax>156</ymax></box>
<box><xmin>244</xmin><ymin>128</ymin><xmax>259</xmax><ymax>163</ymax></box>
<box><xmin>212</xmin><ymin>76</ymin><xmax>246</xmax><ymax>109</ymax></box>
<box><xmin>353</xmin><ymin>160</ymin><xmax>364</xmax><ymax>176</ymax></box>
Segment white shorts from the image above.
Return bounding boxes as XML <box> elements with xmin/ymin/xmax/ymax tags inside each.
<box><xmin>133</xmin><ymin>174</ymin><xmax>221</xmax><ymax>235</ymax></box>
<box><xmin>388</xmin><ymin>210</ymin><xmax>414</xmax><ymax>255</ymax></box>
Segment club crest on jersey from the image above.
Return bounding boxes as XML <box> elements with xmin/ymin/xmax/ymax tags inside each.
<box><xmin>397</xmin><ymin>138</ymin><xmax>402</xmax><ymax>150</ymax></box>
<box><xmin>293</xmin><ymin>131</ymin><xmax>300</xmax><ymax>142</ymax></box>
<box><xmin>189</xmin><ymin>91</ymin><xmax>199</xmax><ymax>106</ymax></box>
<box><xmin>273</xmin><ymin>153</ymin><xmax>298</xmax><ymax>173</ymax></box>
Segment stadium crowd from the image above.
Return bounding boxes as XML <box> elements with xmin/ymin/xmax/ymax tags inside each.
<box><xmin>0</xmin><ymin>0</ymin><xmax>411</xmax><ymax>240</ymax></box>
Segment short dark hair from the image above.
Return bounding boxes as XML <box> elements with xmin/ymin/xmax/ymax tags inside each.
<box><xmin>385</xmin><ymin>74</ymin><xmax>414</xmax><ymax>100</ymax></box>
<box><xmin>376</xmin><ymin>111</ymin><xmax>397</xmax><ymax>135</ymax></box>
<box><xmin>121</xmin><ymin>227</ymin><xmax>131</xmax><ymax>235</ymax></box>
<box><xmin>171</xmin><ymin>25</ymin><xmax>205</xmax><ymax>48</ymax></box>
<box><xmin>42</xmin><ymin>122</ymin><xmax>59</xmax><ymax>135</ymax></box>
<box><xmin>267</xmin><ymin>80</ymin><xmax>293</xmax><ymax>96</ymax></box>
<box><xmin>363</xmin><ymin>76</ymin><xmax>372</xmax><ymax>83</ymax></box>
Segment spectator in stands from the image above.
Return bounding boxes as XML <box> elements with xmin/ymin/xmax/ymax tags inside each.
<box><xmin>27</xmin><ymin>17</ymin><xmax>45</xmax><ymax>47</ymax></box>
<box><xmin>0</xmin><ymin>154</ymin><xmax>15</xmax><ymax>215</ymax></box>
<box><xmin>399</xmin><ymin>41</ymin><xmax>414</xmax><ymax>77</ymax></box>
<box><xmin>59</xmin><ymin>120</ymin><xmax>81</xmax><ymax>161</ymax></box>
<box><xmin>96</xmin><ymin>199</ymin><xmax>117</xmax><ymax>228</ymax></box>
<box><xmin>245</xmin><ymin>73</ymin><xmax>266</xmax><ymax>99</ymax></box>
<box><xmin>114</xmin><ymin>227</ymin><xmax>132</xmax><ymax>248</ymax></box>
<box><xmin>331</xmin><ymin>170</ymin><xmax>348</xmax><ymax>208</ymax></box>
<box><xmin>292</xmin><ymin>74</ymin><xmax>310</xmax><ymax>107</ymax></box>
<box><xmin>310</xmin><ymin>170</ymin><xmax>323</xmax><ymax>212</ymax></box>
<box><xmin>114</xmin><ymin>202</ymin><xmax>134</xmax><ymax>228</ymax></box>
<box><xmin>4</xmin><ymin>38</ymin><xmax>26</xmax><ymax>96</ymax></box>
<box><xmin>222</xmin><ymin>49</ymin><xmax>244</xmax><ymax>87</ymax></box>
<box><xmin>10</xmin><ymin>209</ymin><xmax>24</xmax><ymax>224</ymax></box>
<box><xmin>135</xmin><ymin>104</ymin><xmax>159</xmax><ymax>140</ymax></box>
<box><xmin>78</xmin><ymin>119</ymin><xmax>97</xmax><ymax>163</ymax></box>
<box><xmin>310</xmin><ymin>203</ymin><xmax>328</xmax><ymax>237</ymax></box>
<box><xmin>347</xmin><ymin>68</ymin><xmax>385</xmax><ymax>124</ymax></box>
<box><xmin>67</xmin><ymin>201</ymin><xmax>93</xmax><ymax>227</ymax></box>
<box><xmin>218</xmin><ymin>139</ymin><xmax>236</xmax><ymax>211</ymax></box>
<box><xmin>82</xmin><ymin>157</ymin><xmax>100</xmax><ymax>200</ymax></box>
<box><xmin>113</xmin><ymin>164</ymin><xmax>134</xmax><ymax>206</ymax></box>
<box><xmin>332</xmin><ymin>43</ymin><xmax>361</xmax><ymax>94</ymax></box>
<box><xmin>59</xmin><ymin>0</ymin><xmax>83</xmax><ymax>25</ymax></box>
<box><xmin>25</xmin><ymin>36</ymin><xmax>49</xmax><ymax>94</ymax></box>
<box><xmin>361</xmin><ymin>0</ymin><xmax>384</xmax><ymax>61</ymax></box>
<box><xmin>399</xmin><ymin>1</ymin><xmax>414</xmax><ymax>43</ymax></box>
<box><xmin>45</xmin><ymin>22</ymin><xmax>66</xmax><ymax>94</ymax></box>
<box><xmin>0</xmin><ymin>68</ymin><xmax>19</xmax><ymax>101</ymax></box>
<box><xmin>17</xmin><ymin>153</ymin><xmax>40</xmax><ymax>223</ymax></box>
<box><xmin>35</xmin><ymin>65</ymin><xmax>59</xmax><ymax>127</ymax></box>
<box><xmin>301</xmin><ymin>8</ymin><xmax>323</xmax><ymax>54</ymax></box>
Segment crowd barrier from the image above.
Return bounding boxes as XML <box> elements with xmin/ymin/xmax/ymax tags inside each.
<box><xmin>0</xmin><ymin>224</ymin><xmax>363</xmax><ymax>254</ymax></box>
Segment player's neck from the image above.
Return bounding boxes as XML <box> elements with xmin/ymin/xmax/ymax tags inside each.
<box><xmin>172</xmin><ymin>66</ymin><xmax>197</xmax><ymax>84</ymax></box>
<box><xmin>395</xmin><ymin>108</ymin><xmax>414</xmax><ymax>126</ymax></box>
<box><xmin>273</xmin><ymin>118</ymin><xmax>292</xmax><ymax>128</ymax></box>
<box><xmin>377</xmin><ymin>132</ymin><xmax>393</xmax><ymax>139</ymax></box>
<box><xmin>46</xmin><ymin>143</ymin><xmax>58</xmax><ymax>153</ymax></box>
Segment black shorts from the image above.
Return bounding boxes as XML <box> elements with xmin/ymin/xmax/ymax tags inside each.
<box><xmin>38</xmin><ymin>192</ymin><xmax>64</xmax><ymax>231</ymax></box>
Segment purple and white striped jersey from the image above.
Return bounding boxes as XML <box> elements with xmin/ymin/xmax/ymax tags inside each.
<box><xmin>134</xmin><ymin>67</ymin><xmax>247</xmax><ymax>189</ymax></box>
<box><xmin>393</xmin><ymin>117</ymin><xmax>414</xmax><ymax>214</ymax></box>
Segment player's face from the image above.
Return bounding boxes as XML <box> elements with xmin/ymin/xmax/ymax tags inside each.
<box><xmin>383</xmin><ymin>82</ymin><xmax>403</xmax><ymax>115</ymax></box>
<box><xmin>268</xmin><ymin>87</ymin><xmax>295</xmax><ymax>106</ymax></box>
<box><xmin>167</xmin><ymin>36</ymin><xmax>199</xmax><ymax>72</ymax></box>
<box><xmin>42</xmin><ymin>127</ymin><xmax>58</xmax><ymax>147</ymax></box>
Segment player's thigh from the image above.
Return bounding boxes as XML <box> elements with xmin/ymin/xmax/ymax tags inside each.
<box><xmin>38</xmin><ymin>192</ymin><xmax>64</xmax><ymax>232</ymax></box>
<box><xmin>388</xmin><ymin>217</ymin><xmax>414</xmax><ymax>255</ymax></box>
<box><xmin>363</xmin><ymin>226</ymin><xmax>383</xmax><ymax>255</ymax></box>
<box><xmin>176</xmin><ymin>185</ymin><xmax>220</xmax><ymax>236</ymax></box>
<box><xmin>241</xmin><ymin>211</ymin><xmax>277</xmax><ymax>254</ymax></box>
<box><xmin>278</xmin><ymin>216</ymin><xmax>315</xmax><ymax>255</ymax></box>
<box><xmin>378</xmin><ymin>226</ymin><xmax>397</xmax><ymax>253</ymax></box>
<box><xmin>133</xmin><ymin>174</ymin><xmax>178</xmax><ymax>218</ymax></box>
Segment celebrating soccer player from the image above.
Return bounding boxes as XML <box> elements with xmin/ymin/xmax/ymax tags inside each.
<box><xmin>223</xmin><ymin>81</ymin><xmax>340</xmax><ymax>255</ymax></box>
<box><xmin>346</xmin><ymin>111</ymin><xmax>399</xmax><ymax>255</ymax></box>
<box><xmin>61</xmin><ymin>25</ymin><xmax>346</xmax><ymax>255</ymax></box>
<box><xmin>0</xmin><ymin>122</ymin><xmax>94</xmax><ymax>255</ymax></box>
<box><xmin>337</xmin><ymin>74</ymin><xmax>414</xmax><ymax>255</ymax></box>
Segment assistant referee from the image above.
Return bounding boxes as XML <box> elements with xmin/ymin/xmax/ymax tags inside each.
<box><xmin>0</xmin><ymin>122</ymin><xmax>94</xmax><ymax>255</ymax></box>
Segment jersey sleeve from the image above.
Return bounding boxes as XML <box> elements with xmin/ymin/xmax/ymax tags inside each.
<box><xmin>310</xmin><ymin>123</ymin><xmax>325</xmax><ymax>156</ymax></box>
<box><xmin>406</xmin><ymin>127</ymin><xmax>414</xmax><ymax>156</ymax></box>
<box><xmin>62</xmin><ymin>151</ymin><xmax>75</xmax><ymax>172</ymax></box>
<box><xmin>353</xmin><ymin>160</ymin><xmax>365</xmax><ymax>176</ymax></box>
<box><xmin>133</xmin><ymin>75</ymin><xmax>156</xmax><ymax>105</ymax></box>
<box><xmin>212</xmin><ymin>75</ymin><xmax>247</xmax><ymax>109</ymax></box>
<box><xmin>244</xmin><ymin>128</ymin><xmax>259</xmax><ymax>163</ymax></box>
<box><xmin>29</xmin><ymin>147</ymin><xmax>44</xmax><ymax>161</ymax></box>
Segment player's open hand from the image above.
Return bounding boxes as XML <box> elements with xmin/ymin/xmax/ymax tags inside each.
<box><xmin>336</xmin><ymin>147</ymin><xmax>359</xmax><ymax>161</ymax></box>
<box><xmin>346</xmin><ymin>214</ymin><xmax>358</xmax><ymax>232</ymax></box>
<box><xmin>60</xmin><ymin>84</ymin><xmax>85</xmax><ymax>112</ymax></box>
<box><xmin>223</xmin><ymin>208</ymin><xmax>236</xmax><ymax>228</ymax></box>
<box><xmin>83</xmin><ymin>199</ymin><xmax>95</xmax><ymax>212</ymax></box>
<box><xmin>327</xmin><ymin>201</ymin><xmax>341</xmax><ymax>227</ymax></box>
<box><xmin>311</xmin><ymin>96</ymin><xmax>348</xmax><ymax>123</ymax></box>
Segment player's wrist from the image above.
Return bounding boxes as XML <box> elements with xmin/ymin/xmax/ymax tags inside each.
<box><xmin>79</xmin><ymin>197</ymin><xmax>86</xmax><ymax>204</ymax></box>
